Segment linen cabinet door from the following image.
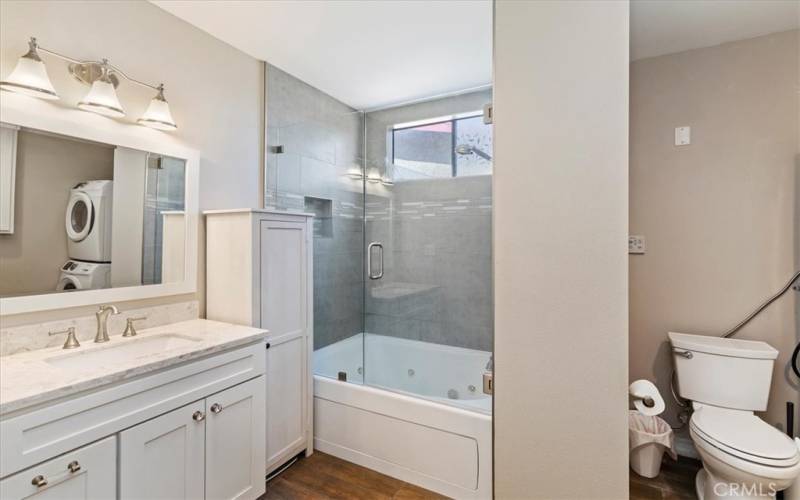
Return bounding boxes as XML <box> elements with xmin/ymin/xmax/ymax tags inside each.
<box><xmin>119</xmin><ymin>401</ymin><xmax>206</xmax><ymax>500</ymax></box>
<box><xmin>205</xmin><ymin>377</ymin><xmax>266</xmax><ymax>500</ymax></box>
<box><xmin>259</xmin><ymin>219</ymin><xmax>310</xmax><ymax>474</ymax></box>
<box><xmin>0</xmin><ymin>436</ymin><xmax>116</xmax><ymax>500</ymax></box>
<box><xmin>265</xmin><ymin>331</ymin><xmax>307</xmax><ymax>472</ymax></box>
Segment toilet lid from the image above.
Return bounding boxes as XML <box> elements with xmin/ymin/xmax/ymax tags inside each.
<box><xmin>692</xmin><ymin>407</ymin><xmax>798</xmax><ymax>462</ymax></box>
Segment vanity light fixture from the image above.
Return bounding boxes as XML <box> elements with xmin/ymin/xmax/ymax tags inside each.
<box><xmin>0</xmin><ymin>38</ymin><xmax>59</xmax><ymax>100</ymax></box>
<box><xmin>77</xmin><ymin>60</ymin><xmax>125</xmax><ymax>118</ymax></box>
<box><xmin>137</xmin><ymin>84</ymin><xmax>177</xmax><ymax>131</ymax></box>
<box><xmin>0</xmin><ymin>37</ymin><xmax>178</xmax><ymax>131</ymax></box>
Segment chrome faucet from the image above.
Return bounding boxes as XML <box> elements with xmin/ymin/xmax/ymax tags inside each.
<box><xmin>95</xmin><ymin>304</ymin><xmax>119</xmax><ymax>343</ymax></box>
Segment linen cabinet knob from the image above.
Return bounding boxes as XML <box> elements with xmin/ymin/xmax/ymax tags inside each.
<box><xmin>31</xmin><ymin>475</ymin><xmax>48</xmax><ymax>487</ymax></box>
<box><xmin>67</xmin><ymin>460</ymin><xmax>81</xmax><ymax>473</ymax></box>
<box><xmin>192</xmin><ymin>410</ymin><xmax>206</xmax><ymax>421</ymax></box>
<box><xmin>210</xmin><ymin>403</ymin><xmax>223</xmax><ymax>414</ymax></box>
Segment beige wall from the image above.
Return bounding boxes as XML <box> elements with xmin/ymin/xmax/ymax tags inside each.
<box><xmin>629</xmin><ymin>30</ymin><xmax>800</xmax><ymax>432</ymax></box>
<box><xmin>494</xmin><ymin>1</ymin><xmax>629</xmax><ymax>498</ymax></box>
<box><xmin>0</xmin><ymin>0</ymin><xmax>263</xmax><ymax>325</ymax></box>
<box><xmin>0</xmin><ymin>131</ymin><xmax>113</xmax><ymax>296</ymax></box>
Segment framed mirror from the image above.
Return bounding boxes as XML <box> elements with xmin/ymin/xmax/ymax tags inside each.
<box><xmin>0</xmin><ymin>92</ymin><xmax>198</xmax><ymax>315</ymax></box>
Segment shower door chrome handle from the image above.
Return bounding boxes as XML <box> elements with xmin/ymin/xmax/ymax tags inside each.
<box><xmin>368</xmin><ymin>242</ymin><xmax>384</xmax><ymax>280</ymax></box>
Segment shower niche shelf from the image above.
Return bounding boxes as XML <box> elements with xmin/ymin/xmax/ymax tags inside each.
<box><xmin>304</xmin><ymin>196</ymin><xmax>332</xmax><ymax>238</ymax></box>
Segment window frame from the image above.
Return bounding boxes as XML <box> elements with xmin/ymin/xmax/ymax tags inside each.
<box><xmin>390</xmin><ymin>112</ymin><xmax>486</xmax><ymax>179</ymax></box>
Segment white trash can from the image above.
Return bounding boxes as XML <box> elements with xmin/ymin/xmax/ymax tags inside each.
<box><xmin>629</xmin><ymin>410</ymin><xmax>677</xmax><ymax>478</ymax></box>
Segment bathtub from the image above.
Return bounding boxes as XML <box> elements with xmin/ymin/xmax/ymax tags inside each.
<box><xmin>313</xmin><ymin>333</ymin><xmax>492</xmax><ymax>499</ymax></box>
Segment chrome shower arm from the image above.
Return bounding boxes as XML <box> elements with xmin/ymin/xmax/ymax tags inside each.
<box><xmin>722</xmin><ymin>270</ymin><xmax>800</xmax><ymax>338</ymax></box>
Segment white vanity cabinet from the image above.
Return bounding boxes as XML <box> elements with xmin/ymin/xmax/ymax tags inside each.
<box><xmin>0</xmin><ymin>437</ymin><xmax>116</xmax><ymax>500</ymax></box>
<box><xmin>0</xmin><ymin>332</ymin><xmax>267</xmax><ymax>500</ymax></box>
<box><xmin>120</xmin><ymin>377</ymin><xmax>265</xmax><ymax>500</ymax></box>
<box><xmin>205</xmin><ymin>209</ymin><xmax>314</xmax><ymax>475</ymax></box>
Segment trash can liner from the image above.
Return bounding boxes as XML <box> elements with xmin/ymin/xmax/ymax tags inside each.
<box><xmin>629</xmin><ymin>411</ymin><xmax>677</xmax><ymax>460</ymax></box>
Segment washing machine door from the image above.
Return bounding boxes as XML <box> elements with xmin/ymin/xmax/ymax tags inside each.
<box><xmin>56</xmin><ymin>276</ymin><xmax>82</xmax><ymax>291</ymax></box>
<box><xmin>65</xmin><ymin>191</ymin><xmax>94</xmax><ymax>242</ymax></box>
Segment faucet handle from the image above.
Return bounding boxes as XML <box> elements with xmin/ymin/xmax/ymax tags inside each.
<box><xmin>49</xmin><ymin>327</ymin><xmax>80</xmax><ymax>349</ymax></box>
<box><xmin>122</xmin><ymin>316</ymin><xmax>147</xmax><ymax>337</ymax></box>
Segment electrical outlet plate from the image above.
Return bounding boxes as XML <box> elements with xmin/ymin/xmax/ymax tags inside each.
<box><xmin>629</xmin><ymin>235</ymin><xmax>646</xmax><ymax>254</ymax></box>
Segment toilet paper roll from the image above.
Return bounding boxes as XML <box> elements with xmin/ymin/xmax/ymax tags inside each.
<box><xmin>629</xmin><ymin>379</ymin><xmax>665</xmax><ymax>416</ymax></box>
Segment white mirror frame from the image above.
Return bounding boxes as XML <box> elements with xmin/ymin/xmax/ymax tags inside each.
<box><xmin>0</xmin><ymin>92</ymin><xmax>199</xmax><ymax>316</ymax></box>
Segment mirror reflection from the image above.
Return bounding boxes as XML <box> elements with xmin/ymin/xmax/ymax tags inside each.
<box><xmin>0</xmin><ymin>124</ymin><xmax>186</xmax><ymax>297</ymax></box>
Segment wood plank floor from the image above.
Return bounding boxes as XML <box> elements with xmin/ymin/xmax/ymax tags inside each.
<box><xmin>629</xmin><ymin>456</ymin><xmax>702</xmax><ymax>499</ymax></box>
<box><xmin>261</xmin><ymin>451</ymin><xmax>701</xmax><ymax>499</ymax></box>
<box><xmin>260</xmin><ymin>452</ymin><xmax>449</xmax><ymax>500</ymax></box>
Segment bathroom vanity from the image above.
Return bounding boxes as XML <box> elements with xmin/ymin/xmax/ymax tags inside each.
<box><xmin>0</xmin><ymin>319</ymin><xmax>267</xmax><ymax>500</ymax></box>
<box><xmin>0</xmin><ymin>69</ymin><xmax>289</xmax><ymax>499</ymax></box>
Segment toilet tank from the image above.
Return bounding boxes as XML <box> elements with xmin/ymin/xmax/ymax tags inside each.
<box><xmin>668</xmin><ymin>332</ymin><xmax>779</xmax><ymax>411</ymax></box>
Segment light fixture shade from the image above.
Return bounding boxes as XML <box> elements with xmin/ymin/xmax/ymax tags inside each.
<box><xmin>0</xmin><ymin>45</ymin><xmax>58</xmax><ymax>100</ymax></box>
<box><xmin>137</xmin><ymin>87</ymin><xmax>177</xmax><ymax>131</ymax></box>
<box><xmin>78</xmin><ymin>79</ymin><xmax>125</xmax><ymax>118</ymax></box>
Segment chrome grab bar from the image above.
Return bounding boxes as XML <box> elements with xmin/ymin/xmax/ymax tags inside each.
<box><xmin>367</xmin><ymin>242</ymin><xmax>384</xmax><ymax>280</ymax></box>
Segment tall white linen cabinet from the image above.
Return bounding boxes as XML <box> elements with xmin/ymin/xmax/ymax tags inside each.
<box><xmin>205</xmin><ymin>209</ymin><xmax>314</xmax><ymax>475</ymax></box>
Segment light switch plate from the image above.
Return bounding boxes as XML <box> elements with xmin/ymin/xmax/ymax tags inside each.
<box><xmin>629</xmin><ymin>235</ymin><xmax>646</xmax><ymax>254</ymax></box>
<box><xmin>675</xmin><ymin>126</ymin><xmax>691</xmax><ymax>146</ymax></box>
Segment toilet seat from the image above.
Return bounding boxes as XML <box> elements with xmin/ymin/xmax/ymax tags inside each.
<box><xmin>690</xmin><ymin>407</ymin><xmax>799</xmax><ymax>468</ymax></box>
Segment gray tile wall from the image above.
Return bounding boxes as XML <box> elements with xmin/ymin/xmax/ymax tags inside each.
<box><xmin>265</xmin><ymin>64</ymin><xmax>364</xmax><ymax>350</ymax></box>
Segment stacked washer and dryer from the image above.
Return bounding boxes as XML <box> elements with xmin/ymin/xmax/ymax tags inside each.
<box><xmin>56</xmin><ymin>180</ymin><xmax>114</xmax><ymax>291</ymax></box>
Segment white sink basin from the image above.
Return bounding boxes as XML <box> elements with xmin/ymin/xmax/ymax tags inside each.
<box><xmin>46</xmin><ymin>334</ymin><xmax>201</xmax><ymax>370</ymax></box>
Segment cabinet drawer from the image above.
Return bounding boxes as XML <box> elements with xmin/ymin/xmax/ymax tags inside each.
<box><xmin>1</xmin><ymin>343</ymin><xmax>265</xmax><ymax>477</ymax></box>
<box><xmin>0</xmin><ymin>436</ymin><xmax>116</xmax><ymax>500</ymax></box>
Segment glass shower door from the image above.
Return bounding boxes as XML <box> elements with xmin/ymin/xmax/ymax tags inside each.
<box><xmin>362</xmin><ymin>96</ymin><xmax>494</xmax><ymax>413</ymax></box>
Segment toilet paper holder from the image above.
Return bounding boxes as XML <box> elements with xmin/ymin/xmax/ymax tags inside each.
<box><xmin>629</xmin><ymin>379</ymin><xmax>666</xmax><ymax>416</ymax></box>
<box><xmin>633</xmin><ymin>395</ymin><xmax>656</xmax><ymax>408</ymax></box>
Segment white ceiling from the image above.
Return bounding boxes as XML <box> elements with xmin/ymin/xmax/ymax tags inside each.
<box><xmin>631</xmin><ymin>0</ymin><xmax>799</xmax><ymax>60</ymax></box>
<box><xmin>151</xmin><ymin>0</ymin><xmax>493</xmax><ymax>111</ymax></box>
<box><xmin>153</xmin><ymin>0</ymin><xmax>799</xmax><ymax>109</ymax></box>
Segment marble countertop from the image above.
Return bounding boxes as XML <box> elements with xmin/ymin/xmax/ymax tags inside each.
<box><xmin>0</xmin><ymin>319</ymin><xmax>267</xmax><ymax>415</ymax></box>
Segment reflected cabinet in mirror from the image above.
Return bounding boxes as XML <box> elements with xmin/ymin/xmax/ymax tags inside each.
<box><xmin>0</xmin><ymin>124</ymin><xmax>187</xmax><ymax>298</ymax></box>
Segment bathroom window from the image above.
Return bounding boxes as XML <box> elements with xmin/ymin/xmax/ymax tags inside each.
<box><xmin>391</xmin><ymin>113</ymin><xmax>492</xmax><ymax>181</ymax></box>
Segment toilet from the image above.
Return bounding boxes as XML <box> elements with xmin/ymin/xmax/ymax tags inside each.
<box><xmin>669</xmin><ymin>332</ymin><xmax>800</xmax><ymax>500</ymax></box>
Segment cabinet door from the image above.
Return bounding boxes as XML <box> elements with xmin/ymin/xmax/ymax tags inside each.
<box><xmin>205</xmin><ymin>377</ymin><xmax>266</xmax><ymax>500</ymax></box>
<box><xmin>0</xmin><ymin>436</ymin><xmax>115</xmax><ymax>500</ymax></box>
<box><xmin>258</xmin><ymin>219</ymin><xmax>308</xmax><ymax>337</ymax></box>
<box><xmin>265</xmin><ymin>332</ymin><xmax>307</xmax><ymax>472</ymax></box>
<box><xmin>119</xmin><ymin>401</ymin><xmax>205</xmax><ymax>499</ymax></box>
<box><xmin>259</xmin><ymin>219</ymin><xmax>310</xmax><ymax>473</ymax></box>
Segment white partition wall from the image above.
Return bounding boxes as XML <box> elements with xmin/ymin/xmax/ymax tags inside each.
<box><xmin>493</xmin><ymin>1</ymin><xmax>630</xmax><ymax>498</ymax></box>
